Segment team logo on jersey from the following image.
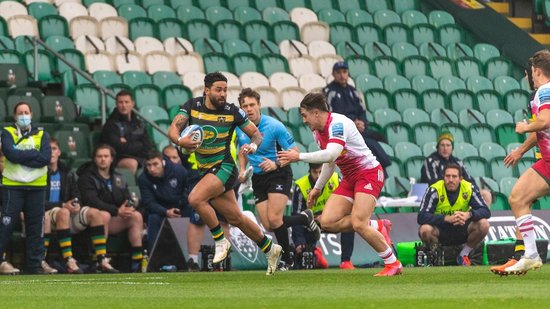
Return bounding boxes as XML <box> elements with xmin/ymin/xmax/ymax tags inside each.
<box><xmin>364</xmin><ymin>183</ymin><xmax>373</xmax><ymax>190</ymax></box>
<box><xmin>440</xmin><ymin>195</ymin><xmax>446</xmax><ymax>203</ymax></box>
<box><xmin>217</xmin><ymin>116</ymin><xmax>226</xmax><ymax>123</ymax></box>
<box><xmin>170</xmin><ymin>178</ymin><xmax>178</xmax><ymax>188</ymax></box>
<box><xmin>275</xmin><ymin>184</ymin><xmax>283</xmax><ymax>191</ymax></box>
<box><xmin>2</xmin><ymin>216</ymin><xmax>11</xmax><ymax>226</ymax></box>
<box><xmin>114</xmin><ymin>176</ymin><xmax>123</xmax><ymax>188</ymax></box>
<box><xmin>462</xmin><ymin>192</ymin><xmax>469</xmax><ymax>199</ymax></box>
<box><xmin>331</xmin><ymin>123</ymin><xmax>344</xmax><ymax>138</ymax></box>
<box><xmin>202</xmin><ymin>125</ymin><xmax>218</xmax><ymax>145</ymax></box>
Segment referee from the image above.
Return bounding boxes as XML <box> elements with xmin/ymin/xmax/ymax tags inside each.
<box><xmin>236</xmin><ymin>88</ymin><xmax>297</xmax><ymax>270</ymax></box>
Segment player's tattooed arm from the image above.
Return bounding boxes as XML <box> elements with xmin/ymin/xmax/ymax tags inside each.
<box><xmin>167</xmin><ymin>114</ymin><xmax>189</xmax><ymax>144</ymax></box>
<box><xmin>240</xmin><ymin>122</ymin><xmax>263</xmax><ymax>154</ymax></box>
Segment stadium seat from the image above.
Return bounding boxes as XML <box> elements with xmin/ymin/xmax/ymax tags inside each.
<box><xmin>473</xmin><ymin>43</ymin><xmax>500</xmax><ymax>63</ymax></box>
<box><xmin>255</xmin><ymin>86</ymin><xmax>280</xmax><ymax>108</ymax></box>
<box><xmin>384</xmin><ymin>122</ymin><xmax>412</xmax><ymax>147</ymax></box>
<box><xmin>383</xmin><ymin>176</ymin><xmax>411</xmax><ymax>197</ymax></box>
<box><xmin>157</xmin><ymin>18</ymin><xmax>185</xmax><ymax>41</ymax></box>
<box><xmin>92</xmin><ymin>70</ymin><xmax>121</xmax><ymax>88</ymax></box>
<box><xmin>88</xmin><ymin>3</ymin><xmax>117</xmax><ymax>22</ymax></box>
<box><xmin>402</xmin><ymin>108</ymin><xmax>429</xmax><ymax>127</ymax></box>
<box><xmin>463</xmin><ymin>156</ymin><xmax>489</xmax><ymax>178</ymax></box>
<box><xmin>262</xmin><ymin>7</ymin><xmax>290</xmax><ymax>25</ymax></box>
<box><xmin>345</xmin><ymin>55</ymin><xmax>371</xmax><ymax>78</ymax></box>
<box><xmin>307</xmin><ymin>40</ymin><xmax>336</xmax><ymax>59</ymax></box>
<box><xmin>409</xmin><ymin>24</ymin><xmax>436</xmax><ymax>47</ymax></box>
<box><xmin>336</xmin><ymin>41</ymin><xmax>363</xmax><ymax>59</ymax></box>
<box><xmin>140</xmin><ymin>104</ymin><xmax>169</xmax><ymax>123</ymax></box>
<box><xmin>428</xmin><ymin>10</ymin><xmax>455</xmax><ymax>28</ymax></box>
<box><xmin>420</xmin><ymin>89</ymin><xmax>447</xmax><ymax>111</ymax></box>
<box><xmin>429</xmin><ymin>57</ymin><xmax>455</xmax><ymax>80</ymax></box>
<box><xmin>329</xmin><ymin>22</ymin><xmax>354</xmax><ymax>45</ymax></box>
<box><xmin>7</xmin><ymin>15</ymin><xmax>39</xmax><ymax>39</ymax></box>
<box><xmin>485</xmin><ymin>57</ymin><xmax>512</xmax><ymax>80</ymax></box>
<box><xmin>430</xmin><ymin>108</ymin><xmax>458</xmax><ymax>126</ymax></box>
<box><xmin>316</xmin><ymin>54</ymin><xmax>343</xmax><ymax>78</ymax></box>
<box><xmin>476</xmin><ymin>90</ymin><xmax>502</xmax><ymax>114</ymax></box>
<box><xmin>418</xmin><ymin>42</ymin><xmax>446</xmax><ymax>58</ymax></box>
<box><xmin>38</xmin><ymin>15</ymin><xmax>69</xmax><ymax>39</ymax></box>
<box><xmin>272</xmin><ymin>20</ymin><xmax>300</xmax><ymax>44</ymax></box>
<box><xmin>422</xmin><ymin>141</ymin><xmax>437</xmax><ymax>156</ymax></box>
<box><xmin>122</xmin><ymin>71</ymin><xmax>151</xmax><ymax>89</ymax></box>
<box><xmin>55</xmin><ymin>129</ymin><xmax>90</xmax><ymax>161</ymax></box>
<box><xmin>411</xmin><ymin>75</ymin><xmax>438</xmax><ymax>93</ymax></box>
<box><xmin>401</xmin><ymin>10</ymin><xmax>427</xmax><ymax>27</ymax></box>
<box><xmin>372</xmin><ymin>56</ymin><xmax>399</xmax><ymax>78</ymax></box>
<box><xmin>133</xmin><ymin>84</ymin><xmax>161</xmax><ymax>108</ymax></box>
<box><xmin>355</xmin><ymin>23</ymin><xmax>382</xmax><ymax>45</ymax></box>
<box><xmin>269</xmin><ymin>72</ymin><xmax>298</xmax><ymax>91</ymax></box>
<box><xmin>455</xmin><ymin>57</ymin><xmax>483</xmax><ymax>80</ymax></box>
<box><xmin>446</xmin><ymin>43</ymin><xmax>473</xmax><ymax>60</ymax></box>
<box><xmin>516</xmin><ymin>158</ymin><xmax>536</xmax><ymax>177</ymax></box>
<box><xmin>391</xmin><ymin>42</ymin><xmax>418</xmax><ymax>61</ymax></box>
<box><xmin>468</xmin><ymin>123</ymin><xmax>496</xmax><ymax>148</ymax></box>
<box><xmin>56</xmin><ymin>48</ymin><xmax>85</xmax><ymax>77</ymax></box>
<box><xmin>458</xmin><ymin>109</ymin><xmax>485</xmax><ymax>127</ymax></box>
<box><xmin>382</xmin><ymin>23</ymin><xmax>409</xmax><ymax>46</ymax></box>
<box><xmin>373</xmin><ymin>9</ymin><xmax>400</xmax><ymax>29</ymax></box>
<box><xmin>104</xmin><ymin>36</ymin><xmax>134</xmax><ymax>54</ymax></box>
<box><xmin>114</xmin><ymin>52</ymin><xmax>144</xmax><ymax>73</ymax></box>
<box><xmin>243</xmin><ymin>20</ymin><xmax>270</xmax><ymax>43</ymax></box>
<box><xmin>28</xmin><ymin>2</ymin><xmax>57</xmax><ymax>20</ymax></box>
<box><xmin>439</xmin><ymin>75</ymin><xmax>465</xmax><ymax>94</ymax></box>
<box><xmin>214</xmin><ymin>20</ymin><xmax>243</xmax><ymax>42</ymax></box>
<box><xmin>486</xmin><ymin>109</ymin><xmax>513</xmax><ymax>128</ymax></box>
<box><xmin>453</xmin><ymin>142</ymin><xmax>478</xmax><ymax>160</ymax></box>
<box><xmin>144</xmin><ymin>51</ymin><xmax>174</xmax><ymax>74</ymax></box>
<box><xmin>394</xmin><ymin>141</ymin><xmax>422</xmax><ymax>162</ymax></box>
<box><xmin>129</xmin><ymin>17</ymin><xmax>156</xmax><ymax>40</ymax></box>
<box><xmin>41</xmin><ymin>95</ymin><xmax>77</xmax><ymax>123</ymax></box>
<box><xmin>298</xmin><ymin>73</ymin><xmax>325</xmax><ymax>92</ymax></box>
<box><xmin>490</xmin><ymin>157</ymin><xmax>514</xmax><ymax>179</ymax></box>
<box><xmin>317</xmin><ymin>8</ymin><xmax>345</xmax><ymax>25</ymax></box>
<box><xmin>493</xmin><ymin>76</ymin><xmax>520</xmax><ymax>95</ymax></box>
<box><xmin>69</xmin><ymin>16</ymin><xmax>100</xmax><ymax>40</ymax></box>
<box><xmin>24</xmin><ymin>49</ymin><xmax>55</xmax><ymax>82</ymax></box>
<box><xmin>288</xmin><ymin>55</ymin><xmax>317</xmax><ymax>77</ymax></box>
<box><xmin>448</xmin><ymin>89</ymin><xmax>476</xmax><ymax>114</ymax></box>
<box><xmin>404</xmin><ymin>156</ymin><xmax>424</xmax><ymax>180</ymax></box>
<box><xmin>231</xmin><ymin>52</ymin><xmax>260</xmax><ymax>76</ymax></box>
<box><xmin>392</xmin><ymin>89</ymin><xmax>420</xmax><ymax>112</ymax></box>
<box><xmin>479</xmin><ymin>142</ymin><xmax>507</xmax><ymax>162</ymax></box>
<box><xmin>250</xmin><ymin>39</ymin><xmax>279</xmax><ymax>56</ymax></box>
<box><xmin>466</xmin><ymin>75</ymin><xmax>493</xmax><ymax>93</ymax></box>
<box><xmin>300</xmin><ymin>21</ymin><xmax>330</xmax><ymax>44</ymax></box>
<box><xmin>163</xmin><ymin>37</ymin><xmax>193</xmax><ymax>55</ymax></box>
<box><xmin>186</xmin><ymin>19</ymin><xmax>215</xmax><ymax>43</ymax></box>
<box><xmin>374</xmin><ymin>108</ymin><xmax>402</xmax><ymax>128</ymax></box>
<box><xmin>152</xmin><ymin>71</ymin><xmax>181</xmax><ymax>91</ymax></box>
<box><xmin>495</xmin><ymin>123</ymin><xmax>524</xmax><ymax>148</ymax></box>
<box><xmin>345</xmin><ymin>9</ymin><xmax>373</xmax><ymax>27</ymax></box>
<box><xmin>117</xmin><ymin>4</ymin><xmax>146</xmax><ymax>22</ymax></box>
<box><xmin>176</xmin><ymin>5</ymin><xmax>204</xmax><ymax>21</ymax></box>
<box><xmin>73</xmin><ymin>84</ymin><xmax>101</xmax><ymax>119</ymax></box>
<box><xmin>234</xmin><ymin>6</ymin><xmax>262</xmax><ymax>25</ymax></box>
<box><xmin>0</xmin><ymin>1</ymin><xmax>28</xmax><ymax>21</ymax></box>
<box><xmin>58</xmin><ymin>2</ymin><xmax>88</xmax><ymax>24</ymax></box>
<box><xmin>491</xmin><ymin>193</ymin><xmax>510</xmax><ymax>210</ymax></box>
<box><xmin>437</xmin><ymin>24</ymin><xmax>463</xmax><ymax>47</ymax></box>
<box><xmin>440</xmin><ymin>123</ymin><xmax>467</xmax><ymax>143</ymax></box>
<box><xmin>280</xmin><ymin>86</ymin><xmax>306</xmax><ymax>110</ymax></box>
<box><xmin>401</xmin><ymin>55</ymin><xmax>428</xmax><ymax>79</ymax></box>
<box><xmin>503</xmin><ymin>89</ymin><xmax>529</xmax><ymax>114</ymax></box>
<box><xmin>261</xmin><ymin>54</ymin><xmax>289</xmax><ymax>76</ymax></box>
<box><xmin>147</xmin><ymin>4</ymin><xmax>176</xmax><ymax>22</ymax></box>
<box><xmin>223</xmin><ymin>39</ymin><xmax>251</xmax><ymax>57</ymax></box>
<box><xmin>383</xmin><ymin>74</ymin><xmax>410</xmax><ymax>93</ymax></box>
<box><xmin>240</xmin><ymin>71</ymin><xmax>269</xmax><ymax>88</ymax></box>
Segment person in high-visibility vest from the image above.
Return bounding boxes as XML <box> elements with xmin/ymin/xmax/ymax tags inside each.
<box><xmin>0</xmin><ymin>102</ymin><xmax>52</xmax><ymax>275</ymax></box>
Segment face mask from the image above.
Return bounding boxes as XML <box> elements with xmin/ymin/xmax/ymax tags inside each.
<box><xmin>17</xmin><ymin>114</ymin><xmax>31</xmax><ymax>128</ymax></box>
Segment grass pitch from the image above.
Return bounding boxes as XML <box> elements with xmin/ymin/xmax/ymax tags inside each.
<box><xmin>0</xmin><ymin>266</ymin><xmax>548</xmax><ymax>308</ymax></box>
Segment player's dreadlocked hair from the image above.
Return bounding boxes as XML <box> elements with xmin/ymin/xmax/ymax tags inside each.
<box><xmin>204</xmin><ymin>72</ymin><xmax>227</xmax><ymax>88</ymax></box>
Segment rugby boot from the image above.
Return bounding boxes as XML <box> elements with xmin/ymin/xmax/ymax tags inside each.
<box><xmin>490</xmin><ymin>258</ymin><xmax>517</xmax><ymax>275</ymax></box>
<box><xmin>66</xmin><ymin>257</ymin><xmax>83</xmax><ymax>274</ymax></box>
<box><xmin>339</xmin><ymin>261</ymin><xmax>355</xmax><ymax>270</ymax></box>
<box><xmin>0</xmin><ymin>261</ymin><xmax>20</xmax><ymax>275</ymax></box>
<box><xmin>266</xmin><ymin>244</ymin><xmax>282</xmax><ymax>275</ymax></box>
<box><xmin>97</xmin><ymin>257</ymin><xmax>120</xmax><ymax>273</ymax></box>
<box><xmin>301</xmin><ymin>209</ymin><xmax>321</xmax><ymax>242</ymax></box>
<box><xmin>374</xmin><ymin>261</ymin><xmax>403</xmax><ymax>277</ymax></box>
<box><xmin>41</xmin><ymin>260</ymin><xmax>58</xmax><ymax>274</ymax></box>
<box><xmin>503</xmin><ymin>255</ymin><xmax>543</xmax><ymax>275</ymax></box>
<box><xmin>457</xmin><ymin>255</ymin><xmax>471</xmax><ymax>266</ymax></box>
<box><xmin>314</xmin><ymin>247</ymin><xmax>328</xmax><ymax>269</ymax></box>
<box><xmin>213</xmin><ymin>238</ymin><xmax>231</xmax><ymax>264</ymax></box>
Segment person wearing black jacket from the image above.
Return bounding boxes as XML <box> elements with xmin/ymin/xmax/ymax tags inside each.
<box><xmin>44</xmin><ymin>138</ymin><xmax>117</xmax><ymax>273</ymax></box>
<box><xmin>138</xmin><ymin>150</ymin><xmax>189</xmax><ymax>252</ymax></box>
<box><xmin>77</xmin><ymin>144</ymin><xmax>144</xmax><ymax>272</ymax></box>
<box><xmin>417</xmin><ymin>164</ymin><xmax>490</xmax><ymax>266</ymax></box>
<box><xmin>99</xmin><ymin>90</ymin><xmax>153</xmax><ymax>175</ymax></box>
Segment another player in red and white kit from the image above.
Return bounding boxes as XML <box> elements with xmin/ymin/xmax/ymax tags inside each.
<box><xmin>278</xmin><ymin>93</ymin><xmax>402</xmax><ymax>276</ymax></box>
<box><xmin>504</xmin><ymin>50</ymin><xmax>550</xmax><ymax>274</ymax></box>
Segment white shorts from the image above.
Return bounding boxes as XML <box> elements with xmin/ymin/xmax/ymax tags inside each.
<box><xmin>45</xmin><ymin>206</ymin><xmax>90</xmax><ymax>234</ymax></box>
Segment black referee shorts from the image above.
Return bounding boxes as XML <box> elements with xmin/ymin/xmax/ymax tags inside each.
<box><xmin>251</xmin><ymin>166</ymin><xmax>292</xmax><ymax>204</ymax></box>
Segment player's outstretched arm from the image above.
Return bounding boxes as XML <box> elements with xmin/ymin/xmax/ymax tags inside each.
<box><xmin>516</xmin><ymin>109</ymin><xmax>550</xmax><ymax>134</ymax></box>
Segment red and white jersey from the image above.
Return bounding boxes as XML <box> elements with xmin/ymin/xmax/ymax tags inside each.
<box><xmin>313</xmin><ymin>112</ymin><xmax>379</xmax><ymax>178</ymax></box>
<box><xmin>531</xmin><ymin>81</ymin><xmax>550</xmax><ymax>161</ymax></box>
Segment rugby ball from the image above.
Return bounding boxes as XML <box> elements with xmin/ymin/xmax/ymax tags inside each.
<box><xmin>180</xmin><ymin>124</ymin><xmax>203</xmax><ymax>154</ymax></box>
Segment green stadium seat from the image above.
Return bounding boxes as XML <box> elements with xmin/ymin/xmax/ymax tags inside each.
<box><xmin>455</xmin><ymin>57</ymin><xmax>483</xmax><ymax>80</ymax></box>
<box><xmin>44</xmin><ymin>35</ymin><xmax>74</xmax><ymax>51</ymax></box>
<box><xmin>448</xmin><ymin>89</ymin><xmax>476</xmax><ymax>114</ymax></box>
<box><xmin>364</xmin><ymin>89</ymin><xmax>391</xmax><ymax>112</ymax></box>
<box><xmin>55</xmin><ymin>129</ymin><xmax>90</xmax><ymax>161</ymax></box>
<box><xmin>373</xmin><ymin>9</ymin><xmax>400</xmax><ymax>29</ymax></box>
<box><xmin>404</xmin><ymin>156</ymin><xmax>424</xmax><ymax>180</ymax></box>
<box><xmin>261</xmin><ymin>54</ymin><xmax>289</xmax><ymax>76</ymax></box>
<box><xmin>430</xmin><ymin>57</ymin><xmax>455</xmax><ymax>80</ymax></box>
<box><xmin>486</xmin><ymin>109</ymin><xmax>513</xmax><ymax>128</ymax></box>
<box><xmin>516</xmin><ymin>158</ymin><xmax>536</xmax><ymax>177</ymax></box>
<box><xmin>117</xmin><ymin>4</ymin><xmax>146</xmax><ymax>21</ymax></box>
<box><xmin>6</xmin><ymin>95</ymin><xmax>42</xmax><ymax>121</ymax></box>
<box><xmin>379</xmin><ymin>141</ymin><xmax>394</xmax><ymax>157</ymax></box>
<box><xmin>363</xmin><ymin>41</ymin><xmax>390</xmax><ymax>59</ymax></box>
<box><xmin>203</xmin><ymin>52</ymin><xmax>231</xmax><ymax>73</ymax></box>
<box><xmin>383</xmin><ymin>176</ymin><xmax>411</xmax><ymax>197</ymax></box>
<box><xmin>233</xmin><ymin>6</ymin><xmax>262</xmax><ymax>25</ymax></box>
<box><xmin>453</xmin><ymin>142</ymin><xmax>478</xmax><ymax>160</ymax></box>
<box><xmin>116</xmin><ymin>166</ymin><xmax>137</xmax><ymax>186</ymax></box>
<box><xmin>192</xmin><ymin>0</ymin><xmax>222</xmax><ymax>10</ymax></box>
<box><xmin>163</xmin><ymin>84</ymin><xmax>191</xmax><ymax>110</ymax></box>
<box><xmin>420</xmin><ymin>89</ymin><xmax>447</xmax><ymax>111</ymax></box>
<box><xmin>0</xmin><ymin>35</ymin><xmax>13</xmax><ymax>49</ymax></box>
<box><xmin>337</xmin><ymin>41</ymin><xmax>363</xmax><ymax>58</ymax></box>
<box><xmin>0</xmin><ymin>16</ymin><xmax>6</xmax><ymax>37</ymax></box>
<box><xmin>401</xmin><ymin>55</ymin><xmax>428</xmax><ymax>79</ymax></box>
<box><xmin>140</xmin><ymin>104</ymin><xmax>169</xmax><ymax>123</ymax></box>
<box><xmin>495</xmin><ymin>123</ymin><xmax>524</xmax><ymax>148</ymax></box>
<box><xmin>440</xmin><ymin>123</ymin><xmax>467</xmax><ymax>143</ymax></box>
<box><xmin>374</xmin><ymin>108</ymin><xmax>401</xmax><ymax>128</ymax></box>
<box><xmin>430</xmin><ymin>108</ymin><xmax>458</xmax><ymax>125</ymax></box>
<box><xmin>152</xmin><ymin>71</ymin><xmax>181</xmax><ymax>90</ymax></box>
<box><xmin>74</xmin><ymin>84</ymin><xmax>101</xmax><ymax>119</ymax></box>
<box><xmin>14</xmin><ymin>36</ymin><xmax>43</xmax><ymax>56</ymax></box>
<box><xmin>384</xmin><ymin>122</ymin><xmax>412</xmax><ymax>147</ymax></box>
<box><xmin>38</xmin><ymin>15</ymin><xmax>69</xmax><ymax>38</ymax></box>
<box><xmin>437</xmin><ymin>24</ymin><xmax>464</xmax><ymax>47</ymax></box>
<box><xmin>318</xmin><ymin>8</ymin><xmax>345</xmax><ymax>25</ymax></box>
<box><xmin>411</xmin><ymin>75</ymin><xmax>438</xmax><ymax>93</ymax></box>
<box><xmin>423</xmin><ymin>141</ymin><xmax>437</xmax><ymax>156</ymax></box>
<box><xmin>355</xmin><ymin>23</ymin><xmax>382</xmax><ymax>45</ymax></box>
<box><xmin>503</xmin><ymin>89</ymin><xmax>529</xmax><ymax>113</ymax></box>
<box><xmin>446</xmin><ymin>43</ymin><xmax>473</xmax><ymax>60</ymax></box>
<box><xmin>106</xmin><ymin>83</ymin><xmax>132</xmax><ymax>111</ymax></box>
<box><xmin>490</xmin><ymin>156</ymin><xmax>514</xmax><ymax>179</ymax></box>
<box><xmin>231</xmin><ymin>52</ymin><xmax>260</xmax><ymax>76</ymax></box>
<box><xmin>463</xmin><ymin>156</ymin><xmax>489</xmax><ymax>178</ymax></box>
<box><xmin>185</xmin><ymin>19</ymin><xmax>214</xmax><ymax>42</ymax></box>
<box><xmin>157</xmin><ymin>18</ymin><xmax>185</xmax><ymax>41</ymax></box>
<box><xmin>280</xmin><ymin>0</ymin><xmax>306</xmax><ymax>11</ymax></box>
<box><xmin>391</xmin><ymin>42</ymin><xmax>418</xmax><ymax>61</ymax></box>
<box><xmin>176</xmin><ymin>5</ymin><xmax>205</xmax><ymax>21</ymax></box>
<box><xmin>428</xmin><ymin>10</ymin><xmax>454</xmax><ymax>28</ymax></box>
<box><xmin>122</xmin><ymin>71</ymin><xmax>151</xmax><ymax>89</ymax></box>
<box><xmin>386</xmin><ymin>156</ymin><xmax>402</xmax><ymax>178</ymax></box>
<box><xmin>112</xmin><ymin>0</ymin><xmax>139</xmax><ymax>7</ymax></box>
<box><xmin>0</xmin><ymin>50</ymin><xmax>21</xmax><ymax>64</ymax></box>
<box><xmin>222</xmin><ymin>38</ymin><xmax>250</xmax><ymax>57</ymax></box>
<box><xmin>466</xmin><ymin>75</ymin><xmax>493</xmax><ymax>93</ymax></box>
<box><xmin>493</xmin><ymin>76</ymin><xmax>520</xmax><ymax>95</ymax></box>
<box><xmin>129</xmin><ymin>17</ymin><xmax>156</xmax><ymax>40</ymax></box>
<box><xmin>168</xmin><ymin>105</ymin><xmax>180</xmax><ymax>120</ymax></box>
<box><xmin>250</xmin><ymin>39</ymin><xmax>279</xmax><ymax>56</ymax></box>
<box><xmin>392</xmin><ymin>89</ymin><xmax>420</xmax><ymax>112</ymax></box>
<box><xmin>485</xmin><ymin>57</ymin><xmax>512</xmax><ymax>80</ymax></box>
<box><xmin>262</xmin><ymin>7</ymin><xmax>290</xmax><ymax>25</ymax></box>
<box><xmin>468</xmin><ymin>123</ymin><xmax>495</xmax><ymax>148</ymax></box>
<box><xmin>479</xmin><ymin>142</ymin><xmax>507</xmax><ymax>161</ymax></box>
<box><xmin>346</xmin><ymin>9</ymin><xmax>372</xmax><ymax>26</ymax></box>
<box><xmin>418</xmin><ymin>42</ymin><xmax>446</xmax><ymax>58</ymax></box>
<box><xmin>402</xmin><ymin>108</ymin><xmax>429</xmax><ymax>127</ymax></box>
<box><xmin>42</xmin><ymin>95</ymin><xmax>77</xmax><ymax>123</ymax></box>
<box><xmin>24</xmin><ymin>50</ymin><xmax>55</xmax><ymax>82</ymax></box>
<box><xmin>372</xmin><ymin>56</ymin><xmax>400</xmax><ymax>78</ymax></box>
<box><xmin>410</xmin><ymin>24</ymin><xmax>436</xmax><ymax>47</ymax></box>
<box><xmin>459</xmin><ymin>109</ymin><xmax>485</xmax><ymax>127</ymax></box>
<box><xmin>491</xmin><ymin>192</ymin><xmax>509</xmax><ymax>210</ymax></box>
<box><xmin>513</xmin><ymin>109</ymin><xmax>528</xmax><ymax>123</ymax></box>
<box><xmin>439</xmin><ymin>75</ymin><xmax>465</xmax><ymax>94</ymax></box>
<box><xmin>243</xmin><ymin>20</ymin><xmax>270</xmax><ymax>43</ymax></box>
<box><xmin>382</xmin><ymin>23</ymin><xmax>409</xmax><ymax>46</ymax></box>
<box><xmin>272</xmin><ymin>20</ymin><xmax>299</xmax><ymax>44</ymax></box>
<box><xmin>394</xmin><ymin>141</ymin><xmax>422</xmax><ymax>162</ymax></box>
<box><xmin>297</xmin><ymin>125</ymin><xmax>314</xmax><ymax>146</ymax></box>
<box><xmin>355</xmin><ymin>74</ymin><xmax>382</xmax><ymax>92</ymax></box>
<box><xmin>205</xmin><ymin>6</ymin><xmax>233</xmax><ymax>24</ymax></box>
<box><xmin>473</xmin><ymin>43</ymin><xmax>500</xmax><ymax>63</ymax></box>
<box><xmin>193</xmin><ymin>38</ymin><xmax>222</xmax><ymax>55</ymax></box>
<box><xmin>134</xmin><ymin>84</ymin><xmax>162</xmax><ymax>108</ymax></box>
<box><xmin>329</xmin><ymin>22</ymin><xmax>355</xmax><ymax>45</ymax></box>
<box><xmin>28</xmin><ymin>2</ymin><xmax>57</xmax><ymax>20</ymax></box>
<box><xmin>224</xmin><ymin>0</ymin><xmax>252</xmax><ymax>11</ymax></box>
<box><xmin>400</xmin><ymin>9</ymin><xmax>425</xmax><ymax>28</ymax></box>
<box><xmin>333</xmin><ymin>0</ymin><xmax>360</xmax><ymax>12</ymax></box>
<box><xmin>92</xmin><ymin>70</ymin><xmax>122</xmax><ymax>87</ymax></box>
<box><xmin>476</xmin><ymin>90</ymin><xmax>502</xmax><ymax>114</ymax></box>
<box><xmin>344</xmin><ymin>55</ymin><xmax>370</xmax><ymax>77</ymax></box>
<box><xmin>383</xmin><ymin>74</ymin><xmax>410</xmax><ymax>93</ymax></box>
<box><xmin>147</xmin><ymin>4</ymin><xmax>176</xmax><ymax>22</ymax></box>
<box><xmin>520</xmin><ymin>77</ymin><xmax>531</xmax><ymax>91</ymax></box>
<box><xmin>215</xmin><ymin>20</ymin><xmax>244</xmax><ymax>42</ymax></box>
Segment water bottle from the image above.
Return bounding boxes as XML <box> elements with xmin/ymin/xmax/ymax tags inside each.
<box><xmin>7</xmin><ymin>69</ymin><xmax>15</xmax><ymax>88</ymax></box>
<box><xmin>141</xmin><ymin>250</ymin><xmax>149</xmax><ymax>273</ymax></box>
<box><xmin>160</xmin><ymin>265</ymin><xmax>177</xmax><ymax>272</ymax></box>
<box><xmin>417</xmin><ymin>250</ymin><xmax>427</xmax><ymax>267</ymax></box>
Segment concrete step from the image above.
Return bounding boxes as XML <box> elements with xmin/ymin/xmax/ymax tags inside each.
<box><xmin>530</xmin><ymin>33</ymin><xmax>550</xmax><ymax>44</ymax></box>
<box><xmin>508</xmin><ymin>17</ymin><xmax>532</xmax><ymax>30</ymax></box>
<box><xmin>487</xmin><ymin>1</ymin><xmax>510</xmax><ymax>15</ymax></box>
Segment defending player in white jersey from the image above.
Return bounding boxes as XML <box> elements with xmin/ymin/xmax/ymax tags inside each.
<box><xmin>277</xmin><ymin>93</ymin><xmax>402</xmax><ymax>276</ymax></box>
